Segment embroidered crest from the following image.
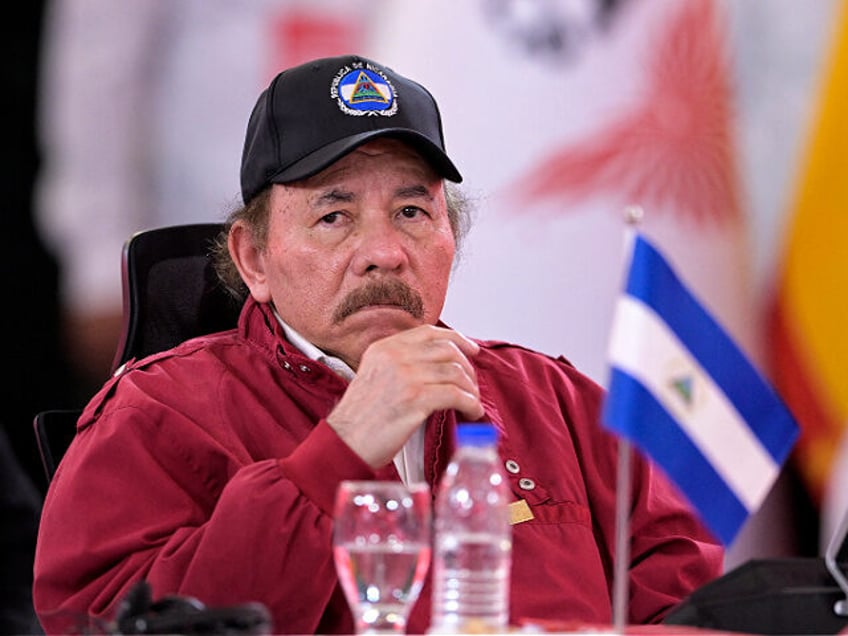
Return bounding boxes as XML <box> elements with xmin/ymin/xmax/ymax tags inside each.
<box><xmin>330</xmin><ymin>62</ymin><xmax>398</xmax><ymax>117</ymax></box>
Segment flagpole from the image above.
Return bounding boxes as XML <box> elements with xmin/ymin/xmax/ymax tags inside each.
<box><xmin>612</xmin><ymin>438</ymin><xmax>631</xmax><ymax>632</ymax></box>
<box><xmin>612</xmin><ymin>205</ymin><xmax>643</xmax><ymax>632</ymax></box>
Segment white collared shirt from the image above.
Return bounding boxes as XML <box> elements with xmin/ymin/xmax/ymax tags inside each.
<box><xmin>274</xmin><ymin>309</ymin><xmax>424</xmax><ymax>485</ymax></box>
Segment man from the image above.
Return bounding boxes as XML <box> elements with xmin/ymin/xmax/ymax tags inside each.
<box><xmin>33</xmin><ymin>55</ymin><xmax>722</xmax><ymax>634</ymax></box>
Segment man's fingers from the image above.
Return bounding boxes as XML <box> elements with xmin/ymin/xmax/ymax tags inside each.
<box><xmin>327</xmin><ymin>325</ymin><xmax>485</xmax><ymax>468</ymax></box>
<box><xmin>392</xmin><ymin>324</ymin><xmax>479</xmax><ymax>357</ymax></box>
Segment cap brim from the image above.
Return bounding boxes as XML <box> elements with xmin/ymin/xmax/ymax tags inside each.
<box><xmin>268</xmin><ymin>129</ymin><xmax>463</xmax><ymax>185</ymax></box>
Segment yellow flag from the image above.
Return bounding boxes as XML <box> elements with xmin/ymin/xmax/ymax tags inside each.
<box><xmin>769</xmin><ymin>2</ymin><xmax>848</xmax><ymax>506</ymax></box>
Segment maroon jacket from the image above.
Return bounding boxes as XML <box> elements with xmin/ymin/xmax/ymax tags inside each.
<box><xmin>33</xmin><ymin>298</ymin><xmax>722</xmax><ymax>634</ymax></box>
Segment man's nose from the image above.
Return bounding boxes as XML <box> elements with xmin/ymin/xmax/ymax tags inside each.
<box><xmin>351</xmin><ymin>221</ymin><xmax>408</xmax><ymax>275</ymax></box>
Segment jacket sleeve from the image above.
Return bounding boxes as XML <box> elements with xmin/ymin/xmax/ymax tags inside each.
<box><xmin>625</xmin><ymin>454</ymin><xmax>724</xmax><ymax>623</ymax></box>
<box><xmin>33</xmin><ymin>403</ymin><xmax>375</xmax><ymax>635</ymax></box>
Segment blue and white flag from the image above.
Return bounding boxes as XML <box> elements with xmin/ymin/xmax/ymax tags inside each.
<box><xmin>602</xmin><ymin>233</ymin><xmax>799</xmax><ymax>545</ymax></box>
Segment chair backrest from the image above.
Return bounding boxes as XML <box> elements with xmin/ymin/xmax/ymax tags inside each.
<box><xmin>32</xmin><ymin>409</ymin><xmax>80</xmax><ymax>484</ymax></box>
<box><xmin>112</xmin><ymin>222</ymin><xmax>243</xmax><ymax>370</ymax></box>
<box><xmin>34</xmin><ymin>223</ymin><xmax>243</xmax><ymax>483</ymax></box>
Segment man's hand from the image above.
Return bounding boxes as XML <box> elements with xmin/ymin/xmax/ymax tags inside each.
<box><xmin>326</xmin><ymin>325</ymin><xmax>484</xmax><ymax>468</ymax></box>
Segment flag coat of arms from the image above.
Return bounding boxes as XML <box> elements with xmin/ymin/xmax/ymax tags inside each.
<box><xmin>603</xmin><ymin>234</ymin><xmax>799</xmax><ymax>545</ymax></box>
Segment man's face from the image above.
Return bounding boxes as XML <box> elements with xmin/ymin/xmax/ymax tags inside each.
<box><xmin>240</xmin><ymin>138</ymin><xmax>456</xmax><ymax>369</ymax></box>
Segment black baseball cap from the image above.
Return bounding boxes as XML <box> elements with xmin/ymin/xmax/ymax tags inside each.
<box><xmin>240</xmin><ymin>55</ymin><xmax>463</xmax><ymax>204</ymax></box>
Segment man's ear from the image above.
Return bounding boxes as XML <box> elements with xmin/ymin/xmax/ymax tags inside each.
<box><xmin>228</xmin><ymin>221</ymin><xmax>272</xmax><ymax>303</ymax></box>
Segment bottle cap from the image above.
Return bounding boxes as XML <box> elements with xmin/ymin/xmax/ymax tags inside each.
<box><xmin>456</xmin><ymin>423</ymin><xmax>498</xmax><ymax>447</ymax></box>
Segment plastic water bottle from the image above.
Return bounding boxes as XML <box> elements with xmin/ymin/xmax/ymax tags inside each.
<box><xmin>430</xmin><ymin>423</ymin><xmax>512</xmax><ymax>633</ymax></box>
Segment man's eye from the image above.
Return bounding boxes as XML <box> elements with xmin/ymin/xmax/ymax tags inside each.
<box><xmin>319</xmin><ymin>212</ymin><xmax>342</xmax><ymax>224</ymax></box>
<box><xmin>400</xmin><ymin>206</ymin><xmax>424</xmax><ymax>219</ymax></box>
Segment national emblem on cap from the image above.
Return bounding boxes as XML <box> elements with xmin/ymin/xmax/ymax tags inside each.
<box><xmin>239</xmin><ymin>55</ymin><xmax>462</xmax><ymax>203</ymax></box>
<box><xmin>331</xmin><ymin>62</ymin><xmax>398</xmax><ymax>117</ymax></box>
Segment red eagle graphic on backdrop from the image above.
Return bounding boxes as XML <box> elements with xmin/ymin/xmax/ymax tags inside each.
<box><xmin>510</xmin><ymin>0</ymin><xmax>741</xmax><ymax>228</ymax></box>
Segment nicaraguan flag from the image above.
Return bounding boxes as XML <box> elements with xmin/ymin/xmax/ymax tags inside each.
<box><xmin>603</xmin><ymin>233</ymin><xmax>799</xmax><ymax>545</ymax></box>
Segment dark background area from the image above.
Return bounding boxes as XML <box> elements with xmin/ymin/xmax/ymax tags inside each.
<box><xmin>2</xmin><ymin>1</ymin><xmax>80</xmax><ymax>496</ymax></box>
<box><xmin>0</xmin><ymin>2</ymin><xmax>81</xmax><ymax>633</ymax></box>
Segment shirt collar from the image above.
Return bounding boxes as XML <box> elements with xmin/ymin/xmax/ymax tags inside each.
<box><xmin>272</xmin><ymin>306</ymin><xmax>355</xmax><ymax>381</ymax></box>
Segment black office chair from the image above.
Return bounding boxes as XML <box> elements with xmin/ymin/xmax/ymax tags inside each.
<box><xmin>111</xmin><ymin>222</ymin><xmax>243</xmax><ymax>370</ymax></box>
<box><xmin>32</xmin><ymin>410</ymin><xmax>80</xmax><ymax>484</ymax></box>
<box><xmin>33</xmin><ymin>223</ymin><xmax>243</xmax><ymax>483</ymax></box>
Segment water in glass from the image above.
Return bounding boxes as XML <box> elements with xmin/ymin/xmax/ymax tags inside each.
<box><xmin>334</xmin><ymin>481</ymin><xmax>431</xmax><ymax>634</ymax></box>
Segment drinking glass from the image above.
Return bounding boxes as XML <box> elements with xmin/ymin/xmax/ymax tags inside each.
<box><xmin>333</xmin><ymin>480</ymin><xmax>432</xmax><ymax>634</ymax></box>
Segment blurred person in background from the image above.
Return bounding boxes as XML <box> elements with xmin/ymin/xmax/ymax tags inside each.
<box><xmin>35</xmin><ymin>0</ymin><xmax>375</xmax><ymax>397</ymax></box>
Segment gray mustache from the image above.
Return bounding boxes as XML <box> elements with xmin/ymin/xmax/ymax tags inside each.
<box><xmin>332</xmin><ymin>280</ymin><xmax>424</xmax><ymax>324</ymax></box>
